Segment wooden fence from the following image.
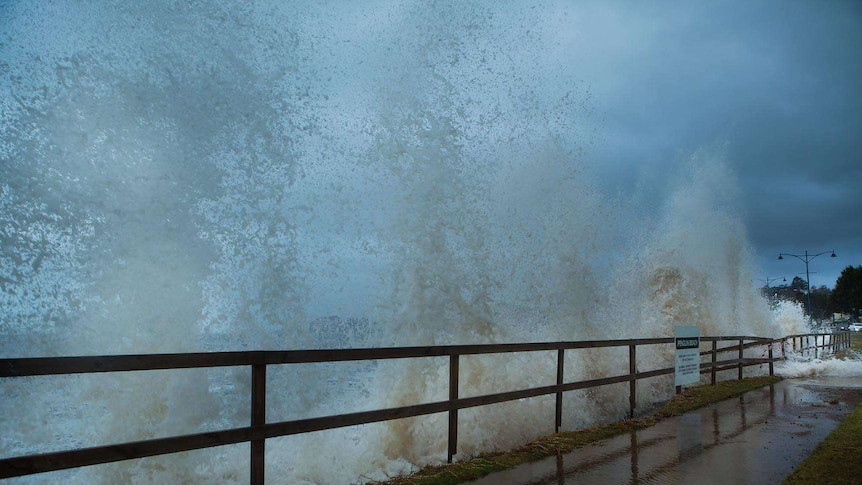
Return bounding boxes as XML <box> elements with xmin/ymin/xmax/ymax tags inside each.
<box><xmin>783</xmin><ymin>332</ymin><xmax>850</xmax><ymax>359</ymax></box>
<box><xmin>0</xmin><ymin>332</ymin><xmax>848</xmax><ymax>483</ymax></box>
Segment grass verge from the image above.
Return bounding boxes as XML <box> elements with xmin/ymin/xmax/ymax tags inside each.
<box><xmin>372</xmin><ymin>375</ymin><xmax>781</xmax><ymax>485</ymax></box>
<box><xmin>783</xmin><ymin>400</ymin><xmax>862</xmax><ymax>484</ymax></box>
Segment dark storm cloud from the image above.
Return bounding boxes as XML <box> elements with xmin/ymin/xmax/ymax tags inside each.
<box><xmin>569</xmin><ymin>0</ymin><xmax>862</xmax><ymax>287</ymax></box>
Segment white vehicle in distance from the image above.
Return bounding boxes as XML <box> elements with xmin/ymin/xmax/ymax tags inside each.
<box><xmin>849</xmin><ymin>323</ymin><xmax>862</xmax><ymax>332</ymax></box>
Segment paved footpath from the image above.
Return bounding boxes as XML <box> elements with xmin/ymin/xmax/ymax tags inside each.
<box><xmin>465</xmin><ymin>377</ymin><xmax>862</xmax><ymax>485</ymax></box>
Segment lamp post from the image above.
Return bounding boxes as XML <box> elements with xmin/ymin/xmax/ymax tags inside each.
<box><xmin>778</xmin><ymin>250</ymin><xmax>837</xmax><ymax>327</ymax></box>
<box><xmin>757</xmin><ymin>276</ymin><xmax>786</xmax><ymax>288</ymax></box>
<box><xmin>757</xmin><ymin>276</ymin><xmax>786</xmax><ymax>308</ymax></box>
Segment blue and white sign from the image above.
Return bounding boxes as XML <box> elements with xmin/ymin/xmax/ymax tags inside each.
<box><xmin>674</xmin><ymin>325</ymin><xmax>701</xmax><ymax>387</ymax></box>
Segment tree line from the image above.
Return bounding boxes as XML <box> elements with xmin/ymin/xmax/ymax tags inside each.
<box><xmin>761</xmin><ymin>265</ymin><xmax>862</xmax><ymax>323</ymax></box>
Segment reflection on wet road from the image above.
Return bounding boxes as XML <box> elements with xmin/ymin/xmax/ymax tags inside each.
<box><xmin>467</xmin><ymin>378</ymin><xmax>862</xmax><ymax>485</ymax></box>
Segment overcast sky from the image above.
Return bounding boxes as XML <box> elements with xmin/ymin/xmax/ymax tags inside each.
<box><xmin>2</xmin><ymin>0</ymin><xmax>859</xmax><ymax>295</ymax></box>
<box><xmin>556</xmin><ymin>0</ymin><xmax>862</xmax><ymax>288</ymax></box>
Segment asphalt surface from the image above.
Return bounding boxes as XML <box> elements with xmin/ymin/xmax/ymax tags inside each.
<box><xmin>465</xmin><ymin>377</ymin><xmax>862</xmax><ymax>485</ymax></box>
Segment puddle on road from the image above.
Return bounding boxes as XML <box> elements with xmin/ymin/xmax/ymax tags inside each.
<box><xmin>466</xmin><ymin>379</ymin><xmax>862</xmax><ymax>485</ymax></box>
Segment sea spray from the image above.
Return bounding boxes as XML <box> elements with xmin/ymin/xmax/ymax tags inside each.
<box><xmin>0</xmin><ymin>2</ymin><xmax>793</xmax><ymax>483</ymax></box>
<box><xmin>777</xmin><ymin>353</ymin><xmax>862</xmax><ymax>379</ymax></box>
<box><xmin>771</xmin><ymin>299</ymin><xmax>811</xmax><ymax>336</ymax></box>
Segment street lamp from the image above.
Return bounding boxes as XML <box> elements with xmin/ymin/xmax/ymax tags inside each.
<box><xmin>778</xmin><ymin>250</ymin><xmax>837</xmax><ymax>326</ymax></box>
<box><xmin>757</xmin><ymin>276</ymin><xmax>786</xmax><ymax>288</ymax></box>
<box><xmin>757</xmin><ymin>276</ymin><xmax>786</xmax><ymax>309</ymax></box>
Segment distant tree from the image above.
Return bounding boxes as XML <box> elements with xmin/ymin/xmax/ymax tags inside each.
<box><xmin>809</xmin><ymin>285</ymin><xmax>832</xmax><ymax>322</ymax></box>
<box><xmin>789</xmin><ymin>276</ymin><xmax>807</xmax><ymax>293</ymax></box>
<box><xmin>789</xmin><ymin>276</ymin><xmax>808</xmax><ymax>308</ymax></box>
<box><xmin>768</xmin><ymin>283</ymin><xmax>794</xmax><ymax>304</ymax></box>
<box><xmin>831</xmin><ymin>265</ymin><xmax>862</xmax><ymax>320</ymax></box>
<box><xmin>767</xmin><ymin>277</ymin><xmax>833</xmax><ymax>322</ymax></box>
<box><xmin>760</xmin><ymin>285</ymin><xmax>780</xmax><ymax>309</ymax></box>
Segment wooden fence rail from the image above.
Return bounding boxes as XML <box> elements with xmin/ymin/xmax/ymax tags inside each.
<box><xmin>0</xmin><ymin>332</ymin><xmax>848</xmax><ymax>483</ymax></box>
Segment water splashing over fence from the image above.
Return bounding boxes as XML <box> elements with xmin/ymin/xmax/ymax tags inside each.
<box><xmin>1</xmin><ymin>2</ymin><xmax>799</xmax><ymax>482</ymax></box>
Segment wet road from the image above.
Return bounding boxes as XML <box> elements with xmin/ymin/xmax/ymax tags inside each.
<box><xmin>466</xmin><ymin>378</ymin><xmax>862</xmax><ymax>485</ymax></box>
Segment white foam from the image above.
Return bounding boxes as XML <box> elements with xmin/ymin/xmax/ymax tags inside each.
<box><xmin>777</xmin><ymin>352</ymin><xmax>862</xmax><ymax>379</ymax></box>
<box><xmin>0</xmin><ymin>2</ymin><xmax>803</xmax><ymax>483</ymax></box>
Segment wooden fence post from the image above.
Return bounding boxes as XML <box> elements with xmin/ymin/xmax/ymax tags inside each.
<box><xmin>737</xmin><ymin>339</ymin><xmax>744</xmax><ymax>380</ymax></box>
<box><xmin>629</xmin><ymin>344</ymin><xmax>636</xmax><ymax>418</ymax></box>
<box><xmin>710</xmin><ymin>340</ymin><xmax>717</xmax><ymax>385</ymax></box>
<box><xmin>448</xmin><ymin>354</ymin><xmax>459</xmax><ymax>463</ymax></box>
<box><xmin>768</xmin><ymin>342</ymin><xmax>774</xmax><ymax>376</ymax></box>
<box><xmin>556</xmin><ymin>349</ymin><xmax>564</xmax><ymax>432</ymax></box>
<box><xmin>251</xmin><ymin>363</ymin><xmax>266</xmax><ymax>485</ymax></box>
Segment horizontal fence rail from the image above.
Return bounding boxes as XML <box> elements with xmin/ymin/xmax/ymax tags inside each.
<box><xmin>0</xmin><ymin>332</ymin><xmax>849</xmax><ymax>483</ymax></box>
